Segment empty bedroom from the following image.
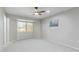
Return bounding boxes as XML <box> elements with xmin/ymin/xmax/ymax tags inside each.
<box><xmin>0</xmin><ymin>7</ymin><xmax>79</xmax><ymax>52</ymax></box>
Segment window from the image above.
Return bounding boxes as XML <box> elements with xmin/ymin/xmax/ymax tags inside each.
<box><xmin>17</xmin><ymin>21</ymin><xmax>33</xmax><ymax>32</ymax></box>
<box><xmin>27</xmin><ymin>23</ymin><xmax>33</xmax><ymax>32</ymax></box>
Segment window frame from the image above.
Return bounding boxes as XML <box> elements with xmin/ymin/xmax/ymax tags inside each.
<box><xmin>16</xmin><ymin>20</ymin><xmax>34</xmax><ymax>33</ymax></box>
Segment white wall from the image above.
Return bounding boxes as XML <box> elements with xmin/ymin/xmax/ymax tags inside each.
<box><xmin>33</xmin><ymin>21</ymin><xmax>41</xmax><ymax>39</ymax></box>
<box><xmin>7</xmin><ymin>15</ymin><xmax>17</xmax><ymax>42</ymax></box>
<box><xmin>41</xmin><ymin>8</ymin><xmax>79</xmax><ymax>50</ymax></box>
<box><xmin>0</xmin><ymin>8</ymin><xmax>6</xmax><ymax>51</ymax></box>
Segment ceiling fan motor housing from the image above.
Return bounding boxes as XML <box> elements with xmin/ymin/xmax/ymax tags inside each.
<box><xmin>35</xmin><ymin>7</ymin><xmax>38</xmax><ymax>9</ymax></box>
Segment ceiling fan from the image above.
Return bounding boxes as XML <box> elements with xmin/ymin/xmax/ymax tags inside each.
<box><xmin>33</xmin><ymin>7</ymin><xmax>50</xmax><ymax>16</ymax></box>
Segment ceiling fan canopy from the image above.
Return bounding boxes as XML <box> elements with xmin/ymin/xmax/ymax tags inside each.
<box><xmin>35</xmin><ymin>7</ymin><xmax>38</xmax><ymax>9</ymax></box>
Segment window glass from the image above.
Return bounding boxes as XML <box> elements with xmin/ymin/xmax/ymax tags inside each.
<box><xmin>27</xmin><ymin>23</ymin><xmax>33</xmax><ymax>32</ymax></box>
<box><xmin>17</xmin><ymin>21</ymin><xmax>33</xmax><ymax>32</ymax></box>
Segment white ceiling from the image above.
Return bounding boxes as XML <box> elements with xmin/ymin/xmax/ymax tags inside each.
<box><xmin>5</xmin><ymin>7</ymin><xmax>73</xmax><ymax>20</ymax></box>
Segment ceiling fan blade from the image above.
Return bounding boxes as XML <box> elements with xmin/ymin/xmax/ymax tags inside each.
<box><xmin>38</xmin><ymin>11</ymin><xmax>45</xmax><ymax>13</ymax></box>
<box><xmin>38</xmin><ymin>13</ymin><xmax>42</xmax><ymax>15</ymax></box>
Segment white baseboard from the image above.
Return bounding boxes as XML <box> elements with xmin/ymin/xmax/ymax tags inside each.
<box><xmin>45</xmin><ymin>39</ymin><xmax>79</xmax><ymax>51</ymax></box>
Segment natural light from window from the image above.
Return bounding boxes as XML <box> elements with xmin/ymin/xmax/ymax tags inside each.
<box><xmin>17</xmin><ymin>21</ymin><xmax>33</xmax><ymax>32</ymax></box>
